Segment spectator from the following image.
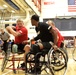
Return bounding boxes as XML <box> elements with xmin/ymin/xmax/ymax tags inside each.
<box><xmin>74</xmin><ymin>36</ymin><xmax>76</xmax><ymax>47</ymax></box>
<box><xmin>0</xmin><ymin>28</ymin><xmax>10</xmax><ymax>53</ymax></box>
<box><xmin>0</xmin><ymin>38</ymin><xmax>4</xmax><ymax>52</ymax></box>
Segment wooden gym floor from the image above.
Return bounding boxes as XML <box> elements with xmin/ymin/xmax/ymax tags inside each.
<box><xmin>0</xmin><ymin>48</ymin><xmax>76</xmax><ymax>75</ymax></box>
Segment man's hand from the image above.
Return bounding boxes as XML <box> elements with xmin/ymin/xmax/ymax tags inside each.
<box><xmin>53</xmin><ymin>45</ymin><xmax>58</xmax><ymax>50</ymax></box>
<box><xmin>22</xmin><ymin>40</ymin><xmax>30</xmax><ymax>44</ymax></box>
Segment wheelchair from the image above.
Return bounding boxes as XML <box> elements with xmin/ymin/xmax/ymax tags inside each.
<box><xmin>1</xmin><ymin>43</ymin><xmax>24</xmax><ymax>73</ymax></box>
<box><xmin>1</xmin><ymin>42</ymin><xmax>12</xmax><ymax>72</ymax></box>
<box><xmin>25</xmin><ymin>46</ymin><xmax>68</xmax><ymax>75</ymax></box>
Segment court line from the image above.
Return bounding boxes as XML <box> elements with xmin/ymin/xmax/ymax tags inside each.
<box><xmin>2</xmin><ymin>70</ymin><xmax>12</xmax><ymax>75</ymax></box>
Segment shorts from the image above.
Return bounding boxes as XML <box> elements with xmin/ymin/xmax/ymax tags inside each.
<box><xmin>16</xmin><ymin>43</ymin><xmax>25</xmax><ymax>53</ymax></box>
<box><xmin>31</xmin><ymin>42</ymin><xmax>52</xmax><ymax>54</ymax></box>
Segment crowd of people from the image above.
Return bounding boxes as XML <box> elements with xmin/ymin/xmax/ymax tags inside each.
<box><xmin>0</xmin><ymin>14</ymin><xmax>64</xmax><ymax>73</ymax></box>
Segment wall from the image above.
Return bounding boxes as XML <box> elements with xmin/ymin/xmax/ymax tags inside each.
<box><xmin>41</xmin><ymin>0</ymin><xmax>76</xmax><ymax>18</ymax></box>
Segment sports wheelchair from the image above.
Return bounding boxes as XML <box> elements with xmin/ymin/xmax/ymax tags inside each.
<box><xmin>1</xmin><ymin>43</ymin><xmax>24</xmax><ymax>74</ymax></box>
<box><xmin>25</xmin><ymin>45</ymin><xmax>68</xmax><ymax>75</ymax></box>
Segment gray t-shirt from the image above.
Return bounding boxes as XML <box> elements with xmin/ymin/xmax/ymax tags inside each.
<box><xmin>0</xmin><ymin>32</ymin><xmax>10</xmax><ymax>41</ymax></box>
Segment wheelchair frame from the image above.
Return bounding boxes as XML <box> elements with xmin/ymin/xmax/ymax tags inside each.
<box><xmin>25</xmin><ymin>47</ymin><xmax>68</xmax><ymax>75</ymax></box>
<box><xmin>1</xmin><ymin>44</ymin><xmax>24</xmax><ymax>74</ymax></box>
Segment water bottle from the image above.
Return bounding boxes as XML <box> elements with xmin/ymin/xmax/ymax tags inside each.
<box><xmin>12</xmin><ymin>44</ymin><xmax>18</xmax><ymax>53</ymax></box>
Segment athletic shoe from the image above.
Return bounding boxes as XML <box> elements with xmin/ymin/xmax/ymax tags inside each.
<box><xmin>20</xmin><ymin>62</ymin><xmax>25</xmax><ymax>71</ymax></box>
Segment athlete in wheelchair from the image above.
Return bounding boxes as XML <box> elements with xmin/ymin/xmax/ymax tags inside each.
<box><xmin>22</xmin><ymin>15</ymin><xmax>67</xmax><ymax>74</ymax></box>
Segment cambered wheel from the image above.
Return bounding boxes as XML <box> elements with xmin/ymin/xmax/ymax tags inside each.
<box><xmin>1</xmin><ymin>49</ymin><xmax>11</xmax><ymax>72</ymax></box>
<box><xmin>1</xmin><ymin>54</ymin><xmax>8</xmax><ymax>72</ymax></box>
<box><xmin>48</xmin><ymin>48</ymin><xmax>68</xmax><ymax>75</ymax></box>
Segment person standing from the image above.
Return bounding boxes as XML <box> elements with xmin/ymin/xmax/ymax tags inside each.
<box><xmin>73</xmin><ymin>36</ymin><xmax>76</xmax><ymax>47</ymax></box>
<box><xmin>0</xmin><ymin>38</ymin><xmax>4</xmax><ymax>52</ymax></box>
<box><xmin>0</xmin><ymin>28</ymin><xmax>10</xmax><ymax>53</ymax></box>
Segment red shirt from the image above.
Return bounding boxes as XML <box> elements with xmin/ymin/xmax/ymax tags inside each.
<box><xmin>54</xmin><ymin>28</ymin><xmax>64</xmax><ymax>47</ymax></box>
<box><xmin>14</xmin><ymin>25</ymin><xmax>28</xmax><ymax>44</ymax></box>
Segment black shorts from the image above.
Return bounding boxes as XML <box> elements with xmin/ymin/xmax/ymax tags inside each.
<box><xmin>2</xmin><ymin>41</ymin><xmax>8</xmax><ymax>52</ymax></box>
<box><xmin>17</xmin><ymin>43</ymin><xmax>25</xmax><ymax>52</ymax></box>
<box><xmin>31</xmin><ymin>42</ymin><xmax>52</xmax><ymax>54</ymax></box>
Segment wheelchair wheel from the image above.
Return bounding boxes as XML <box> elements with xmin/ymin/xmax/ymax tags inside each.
<box><xmin>1</xmin><ymin>49</ymin><xmax>11</xmax><ymax>72</ymax></box>
<box><xmin>1</xmin><ymin>54</ymin><xmax>8</xmax><ymax>72</ymax></box>
<box><xmin>25</xmin><ymin>52</ymin><xmax>36</xmax><ymax>73</ymax></box>
<box><xmin>48</xmin><ymin>48</ymin><xmax>68</xmax><ymax>72</ymax></box>
<box><xmin>72</xmin><ymin>48</ymin><xmax>76</xmax><ymax>61</ymax></box>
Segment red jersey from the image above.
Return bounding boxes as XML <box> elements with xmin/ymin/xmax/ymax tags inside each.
<box><xmin>54</xmin><ymin>28</ymin><xmax>64</xmax><ymax>47</ymax></box>
<box><xmin>14</xmin><ymin>25</ymin><xmax>28</xmax><ymax>44</ymax></box>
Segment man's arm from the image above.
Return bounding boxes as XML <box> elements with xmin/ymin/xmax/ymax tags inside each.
<box><xmin>48</xmin><ymin>26</ymin><xmax>57</xmax><ymax>45</ymax></box>
<box><xmin>7</xmin><ymin>33</ymin><xmax>10</xmax><ymax>42</ymax></box>
<box><xmin>50</xmin><ymin>28</ymin><xmax>58</xmax><ymax>45</ymax></box>
<box><xmin>33</xmin><ymin>33</ymin><xmax>40</xmax><ymax>41</ymax></box>
<box><xmin>6</xmin><ymin>26</ymin><xmax>21</xmax><ymax>37</ymax></box>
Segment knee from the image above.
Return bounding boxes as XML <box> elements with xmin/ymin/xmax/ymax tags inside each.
<box><xmin>24</xmin><ymin>45</ymin><xmax>31</xmax><ymax>52</ymax></box>
<box><xmin>37</xmin><ymin>43</ymin><xmax>43</xmax><ymax>49</ymax></box>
